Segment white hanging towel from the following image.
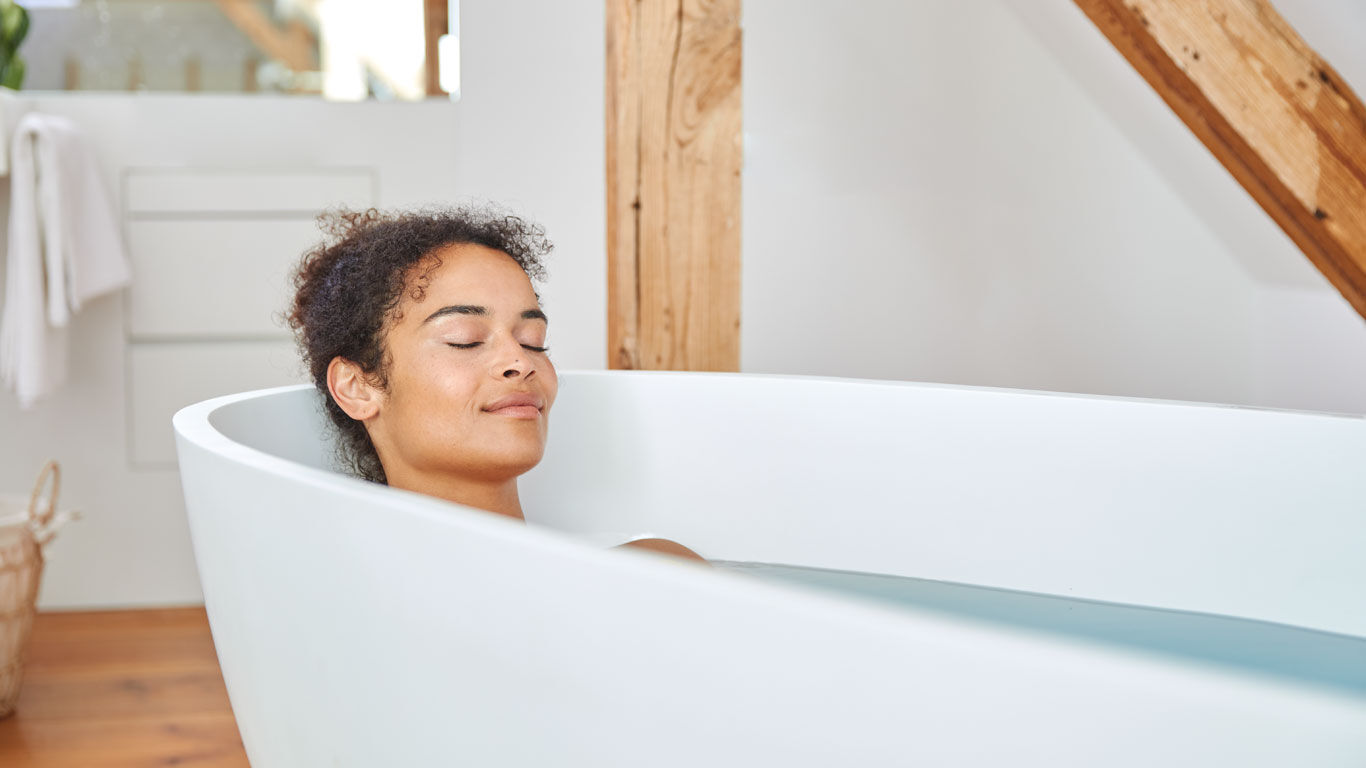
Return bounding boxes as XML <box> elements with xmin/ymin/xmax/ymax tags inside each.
<box><xmin>0</xmin><ymin>86</ymin><xmax>27</xmax><ymax>177</ymax></box>
<box><xmin>0</xmin><ymin>113</ymin><xmax>131</xmax><ymax>409</ymax></box>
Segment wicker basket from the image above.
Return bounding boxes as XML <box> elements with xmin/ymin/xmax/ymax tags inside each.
<box><xmin>0</xmin><ymin>461</ymin><xmax>73</xmax><ymax>719</ymax></box>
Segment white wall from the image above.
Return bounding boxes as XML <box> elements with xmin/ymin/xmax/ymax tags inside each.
<box><xmin>742</xmin><ymin>0</ymin><xmax>1366</xmax><ymax>414</ymax></box>
<box><xmin>0</xmin><ymin>0</ymin><xmax>604</xmax><ymax>609</ymax></box>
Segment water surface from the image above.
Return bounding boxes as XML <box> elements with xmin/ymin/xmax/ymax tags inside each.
<box><xmin>713</xmin><ymin>560</ymin><xmax>1366</xmax><ymax>698</ymax></box>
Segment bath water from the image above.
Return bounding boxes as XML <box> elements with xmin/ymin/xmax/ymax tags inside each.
<box><xmin>712</xmin><ymin>561</ymin><xmax>1366</xmax><ymax>699</ymax></box>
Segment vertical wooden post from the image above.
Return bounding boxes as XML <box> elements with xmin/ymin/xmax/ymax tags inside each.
<box><xmin>243</xmin><ymin>56</ymin><xmax>260</xmax><ymax>93</ymax></box>
<box><xmin>185</xmin><ymin>58</ymin><xmax>202</xmax><ymax>92</ymax></box>
<box><xmin>126</xmin><ymin>55</ymin><xmax>142</xmax><ymax>91</ymax></box>
<box><xmin>607</xmin><ymin>0</ymin><xmax>742</xmax><ymax>371</ymax></box>
<box><xmin>423</xmin><ymin>0</ymin><xmax>449</xmax><ymax>97</ymax></box>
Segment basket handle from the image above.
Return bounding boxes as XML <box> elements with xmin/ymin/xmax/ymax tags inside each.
<box><xmin>27</xmin><ymin>460</ymin><xmax>60</xmax><ymax>533</ymax></box>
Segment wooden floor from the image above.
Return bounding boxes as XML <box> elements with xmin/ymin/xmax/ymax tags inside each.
<box><xmin>0</xmin><ymin>608</ymin><xmax>249</xmax><ymax>767</ymax></box>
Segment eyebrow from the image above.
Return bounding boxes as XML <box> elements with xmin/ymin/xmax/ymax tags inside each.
<box><xmin>422</xmin><ymin>305</ymin><xmax>548</xmax><ymax>324</ymax></box>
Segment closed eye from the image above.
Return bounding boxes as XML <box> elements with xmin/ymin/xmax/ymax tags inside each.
<box><xmin>447</xmin><ymin>342</ymin><xmax>548</xmax><ymax>353</ymax></box>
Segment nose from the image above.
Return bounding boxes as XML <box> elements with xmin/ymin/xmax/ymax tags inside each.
<box><xmin>491</xmin><ymin>335</ymin><xmax>536</xmax><ymax>381</ymax></box>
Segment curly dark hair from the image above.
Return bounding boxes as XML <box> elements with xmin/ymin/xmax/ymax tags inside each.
<box><xmin>287</xmin><ymin>205</ymin><xmax>553</xmax><ymax>484</ymax></box>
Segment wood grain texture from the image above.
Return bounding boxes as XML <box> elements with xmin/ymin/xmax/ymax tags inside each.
<box><xmin>1073</xmin><ymin>0</ymin><xmax>1366</xmax><ymax>319</ymax></box>
<box><xmin>423</xmin><ymin>0</ymin><xmax>450</xmax><ymax>97</ymax></box>
<box><xmin>607</xmin><ymin>0</ymin><xmax>743</xmax><ymax>371</ymax></box>
<box><xmin>0</xmin><ymin>608</ymin><xmax>248</xmax><ymax>767</ymax></box>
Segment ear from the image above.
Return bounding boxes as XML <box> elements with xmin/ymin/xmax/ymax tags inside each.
<box><xmin>327</xmin><ymin>357</ymin><xmax>383</xmax><ymax>421</ymax></box>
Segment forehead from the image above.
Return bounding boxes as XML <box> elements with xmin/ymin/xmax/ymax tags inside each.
<box><xmin>406</xmin><ymin>243</ymin><xmax>536</xmax><ymax>303</ymax></box>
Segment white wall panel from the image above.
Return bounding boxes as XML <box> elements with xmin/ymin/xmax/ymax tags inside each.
<box><xmin>126</xmin><ymin>219</ymin><xmax>323</xmax><ymax>338</ymax></box>
<box><xmin>128</xmin><ymin>342</ymin><xmax>306</xmax><ymax>466</ymax></box>
<box><xmin>125</xmin><ymin>169</ymin><xmax>375</xmax><ymax>214</ymax></box>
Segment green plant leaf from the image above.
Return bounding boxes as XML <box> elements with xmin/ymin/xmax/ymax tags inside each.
<box><xmin>0</xmin><ymin>55</ymin><xmax>23</xmax><ymax>90</ymax></box>
<box><xmin>13</xmin><ymin>5</ymin><xmax>26</xmax><ymax>45</ymax></box>
<box><xmin>0</xmin><ymin>5</ymin><xmax>21</xmax><ymax>41</ymax></box>
<box><xmin>0</xmin><ymin>3</ymin><xmax>26</xmax><ymax>89</ymax></box>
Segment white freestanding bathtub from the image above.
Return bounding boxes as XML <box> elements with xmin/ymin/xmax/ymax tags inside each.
<box><xmin>174</xmin><ymin>371</ymin><xmax>1366</xmax><ymax>767</ymax></box>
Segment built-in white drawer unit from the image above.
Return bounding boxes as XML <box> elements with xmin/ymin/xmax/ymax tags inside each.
<box><xmin>124</xmin><ymin>168</ymin><xmax>376</xmax><ymax>466</ymax></box>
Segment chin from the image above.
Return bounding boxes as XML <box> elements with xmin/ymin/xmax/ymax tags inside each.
<box><xmin>480</xmin><ymin>442</ymin><xmax>547</xmax><ymax>478</ymax></box>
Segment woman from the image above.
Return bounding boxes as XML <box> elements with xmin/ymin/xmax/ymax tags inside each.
<box><xmin>288</xmin><ymin>206</ymin><xmax>702</xmax><ymax>561</ymax></box>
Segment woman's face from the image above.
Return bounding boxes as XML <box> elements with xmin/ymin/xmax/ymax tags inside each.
<box><xmin>365</xmin><ymin>243</ymin><xmax>558</xmax><ymax>490</ymax></box>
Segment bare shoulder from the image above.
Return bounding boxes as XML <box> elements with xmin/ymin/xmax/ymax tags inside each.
<box><xmin>619</xmin><ymin>537</ymin><xmax>708</xmax><ymax>564</ymax></box>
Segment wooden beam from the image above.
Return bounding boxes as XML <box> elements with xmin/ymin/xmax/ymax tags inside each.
<box><xmin>1073</xmin><ymin>0</ymin><xmax>1366</xmax><ymax>320</ymax></box>
<box><xmin>184</xmin><ymin>57</ymin><xmax>201</xmax><ymax>92</ymax></box>
<box><xmin>214</xmin><ymin>0</ymin><xmax>316</xmax><ymax>74</ymax></box>
<box><xmin>62</xmin><ymin>58</ymin><xmax>78</xmax><ymax>91</ymax></box>
<box><xmin>607</xmin><ymin>0</ymin><xmax>742</xmax><ymax>371</ymax></box>
<box><xmin>423</xmin><ymin>0</ymin><xmax>449</xmax><ymax>97</ymax></box>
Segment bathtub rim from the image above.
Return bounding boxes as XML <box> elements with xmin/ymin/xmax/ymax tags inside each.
<box><xmin>172</xmin><ymin>369</ymin><xmax>1366</xmax><ymax>623</ymax></box>
<box><xmin>573</xmin><ymin>369</ymin><xmax>1366</xmax><ymax>421</ymax></box>
<box><xmin>173</xmin><ymin>373</ymin><xmax>1366</xmax><ymax>713</ymax></box>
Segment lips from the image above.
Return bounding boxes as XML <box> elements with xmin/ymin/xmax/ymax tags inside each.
<box><xmin>482</xmin><ymin>392</ymin><xmax>545</xmax><ymax>419</ymax></box>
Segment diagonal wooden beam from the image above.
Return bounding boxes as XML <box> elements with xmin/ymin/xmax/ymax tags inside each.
<box><xmin>1073</xmin><ymin>0</ymin><xmax>1366</xmax><ymax>320</ymax></box>
<box><xmin>606</xmin><ymin>0</ymin><xmax>743</xmax><ymax>371</ymax></box>
<box><xmin>215</xmin><ymin>0</ymin><xmax>316</xmax><ymax>74</ymax></box>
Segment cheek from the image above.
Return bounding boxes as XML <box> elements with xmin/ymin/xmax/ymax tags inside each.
<box><xmin>543</xmin><ymin>361</ymin><xmax>560</xmax><ymax>410</ymax></box>
<box><xmin>432</xmin><ymin>361</ymin><xmax>484</xmax><ymax>412</ymax></box>
<box><xmin>393</xmin><ymin>351</ymin><xmax>481</xmax><ymax>417</ymax></box>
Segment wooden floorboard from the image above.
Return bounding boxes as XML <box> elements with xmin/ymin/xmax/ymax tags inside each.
<box><xmin>0</xmin><ymin>607</ymin><xmax>249</xmax><ymax>767</ymax></box>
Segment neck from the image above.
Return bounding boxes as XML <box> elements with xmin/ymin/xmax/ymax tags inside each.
<box><xmin>386</xmin><ymin>469</ymin><xmax>524</xmax><ymax>520</ymax></box>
